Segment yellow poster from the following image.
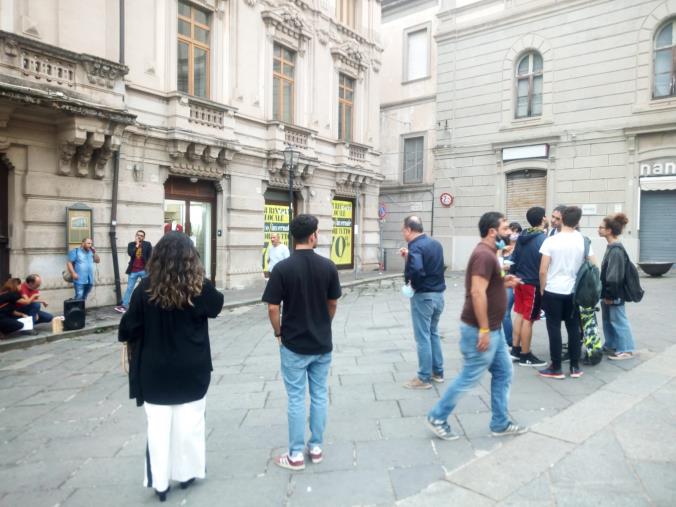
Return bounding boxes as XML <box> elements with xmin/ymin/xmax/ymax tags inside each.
<box><xmin>262</xmin><ymin>203</ymin><xmax>290</xmax><ymax>271</ymax></box>
<box><xmin>331</xmin><ymin>199</ymin><xmax>353</xmax><ymax>267</ymax></box>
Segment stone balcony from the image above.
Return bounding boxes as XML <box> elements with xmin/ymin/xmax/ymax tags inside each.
<box><xmin>0</xmin><ymin>30</ymin><xmax>128</xmax><ymax>111</ymax></box>
<box><xmin>166</xmin><ymin>93</ymin><xmax>237</xmax><ymax>140</ymax></box>
<box><xmin>336</xmin><ymin>140</ymin><xmax>372</xmax><ymax>169</ymax></box>
<box><xmin>266</xmin><ymin>121</ymin><xmax>318</xmax><ymax>159</ymax></box>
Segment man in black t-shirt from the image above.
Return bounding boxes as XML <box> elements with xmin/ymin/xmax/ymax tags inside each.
<box><xmin>262</xmin><ymin>214</ymin><xmax>341</xmax><ymax>471</ymax></box>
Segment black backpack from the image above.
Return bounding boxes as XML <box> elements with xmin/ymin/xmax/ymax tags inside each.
<box><xmin>621</xmin><ymin>247</ymin><xmax>644</xmax><ymax>303</ymax></box>
<box><xmin>573</xmin><ymin>236</ymin><xmax>602</xmax><ymax>308</ymax></box>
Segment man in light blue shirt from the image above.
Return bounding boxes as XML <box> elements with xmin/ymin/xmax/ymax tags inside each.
<box><xmin>267</xmin><ymin>233</ymin><xmax>290</xmax><ymax>273</ymax></box>
<box><xmin>66</xmin><ymin>237</ymin><xmax>100</xmax><ymax>300</ymax></box>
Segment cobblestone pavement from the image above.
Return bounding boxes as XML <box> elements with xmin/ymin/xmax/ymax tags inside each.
<box><xmin>0</xmin><ymin>273</ymin><xmax>674</xmax><ymax>506</ymax></box>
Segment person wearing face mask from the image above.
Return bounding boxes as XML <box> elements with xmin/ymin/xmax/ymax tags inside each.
<box><xmin>500</xmin><ymin>222</ymin><xmax>522</xmax><ymax>348</ymax></box>
<box><xmin>426</xmin><ymin>212</ymin><xmax>526</xmax><ymax>440</ymax></box>
<box><xmin>399</xmin><ymin>216</ymin><xmax>447</xmax><ymax>390</ymax></box>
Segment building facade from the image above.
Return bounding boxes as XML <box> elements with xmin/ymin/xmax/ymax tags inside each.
<box><xmin>0</xmin><ymin>0</ymin><xmax>383</xmax><ymax>307</ymax></box>
<box><xmin>379</xmin><ymin>0</ymin><xmax>440</xmax><ymax>271</ymax></box>
<box><xmin>435</xmin><ymin>0</ymin><xmax>676</xmax><ymax>268</ymax></box>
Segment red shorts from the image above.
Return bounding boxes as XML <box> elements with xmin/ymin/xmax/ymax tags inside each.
<box><xmin>514</xmin><ymin>284</ymin><xmax>542</xmax><ymax>322</ymax></box>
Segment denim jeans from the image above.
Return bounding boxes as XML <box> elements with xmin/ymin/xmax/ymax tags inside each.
<box><xmin>502</xmin><ymin>287</ymin><xmax>515</xmax><ymax>347</ymax></box>
<box><xmin>24</xmin><ymin>302</ymin><xmax>53</xmax><ymax>323</ymax></box>
<box><xmin>601</xmin><ymin>301</ymin><xmax>635</xmax><ymax>353</ymax></box>
<box><xmin>429</xmin><ymin>323</ymin><xmax>512</xmax><ymax>432</ymax></box>
<box><xmin>279</xmin><ymin>345</ymin><xmax>332</xmax><ymax>455</ymax></box>
<box><xmin>410</xmin><ymin>292</ymin><xmax>445</xmax><ymax>382</ymax></box>
<box><xmin>73</xmin><ymin>283</ymin><xmax>93</xmax><ymax>301</ymax></box>
<box><xmin>122</xmin><ymin>270</ymin><xmax>147</xmax><ymax>307</ymax></box>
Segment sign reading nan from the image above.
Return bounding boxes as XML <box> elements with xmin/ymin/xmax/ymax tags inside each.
<box><xmin>639</xmin><ymin>159</ymin><xmax>676</xmax><ymax>177</ymax></box>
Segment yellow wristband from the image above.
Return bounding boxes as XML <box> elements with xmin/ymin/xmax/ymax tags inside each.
<box><xmin>479</xmin><ymin>327</ymin><xmax>490</xmax><ymax>333</ymax></box>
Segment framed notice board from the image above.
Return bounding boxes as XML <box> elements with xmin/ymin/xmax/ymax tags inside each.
<box><xmin>66</xmin><ymin>203</ymin><xmax>93</xmax><ymax>251</ymax></box>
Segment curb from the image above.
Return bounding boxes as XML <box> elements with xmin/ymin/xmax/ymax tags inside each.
<box><xmin>0</xmin><ymin>274</ymin><xmax>402</xmax><ymax>353</ymax></box>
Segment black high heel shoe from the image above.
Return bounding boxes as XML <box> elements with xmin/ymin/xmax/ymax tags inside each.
<box><xmin>155</xmin><ymin>486</ymin><xmax>170</xmax><ymax>502</ymax></box>
<box><xmin>180</xmin><ymin>478</ymin><xmax>195</xmax><ymax>490</ymax></box>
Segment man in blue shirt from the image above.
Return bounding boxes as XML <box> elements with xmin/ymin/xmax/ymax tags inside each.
<box><xmin>66</xmin><ymin>237</ymin><xmax>100</xmax><ymax>301</ymax></box>
<box><xmin>400</xmin><ymin>216</ymin><xmax>446</xmax><ymax>389</ymax></box>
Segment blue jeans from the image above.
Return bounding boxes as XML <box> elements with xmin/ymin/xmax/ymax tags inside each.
<box><xmin>73</xmin><ymin>283</ymin><xmax>93</xmax><ymax>300</ymax></box>
<box><xmin>122</xmin><ymin>270</ymin><xmax>147</xmax><ymax>307</ymax></box>
<box><xmin>280</xmin><ymin>345</ymin><xmax>332</xmax><ymax>455</ymax></box>
<box><xmin>24</xmin><ymin>302</ymin><xmax>53</xmax><ymax>323</ymax></box>
<box><xmin>601</xmin><ymin>301</ymin><xmax>635</xmax><ymax>353</ymax></box>
<box><xmin>410</xmin><ymin>292</ymin><xmax>445</xmax><ymax>382</ymax></box>
<box><xmin>429</xmin><ymin>323</ymin><xmax>513</xmax><ymax>433</ymax></box>
<box><xmin>502</xmin><ymin>287</ymin><xmax>515</xmax><ymax>347</ymax></box>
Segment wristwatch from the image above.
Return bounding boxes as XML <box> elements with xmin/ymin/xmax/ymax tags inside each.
<box><xmin>275</xmin><ymin>332</ymin><xmax>282</xmax><ymax>338</ymax></box>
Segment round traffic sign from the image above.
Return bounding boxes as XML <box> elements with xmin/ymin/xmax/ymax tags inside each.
<box><xmin>439</xmin><ymin>192</ymin><xmax>454</xmax><ymax>207</ymax></box>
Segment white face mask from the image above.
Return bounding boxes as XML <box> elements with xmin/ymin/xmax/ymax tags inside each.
<box><xmin>401</xmin><ymin>284</ymin><xmax>415</xmax><ymax>298</ymax></box>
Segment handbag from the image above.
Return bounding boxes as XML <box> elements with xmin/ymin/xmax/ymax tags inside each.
<box><xmin>62</xmin><ymin>269</ymin><xmax>73</xmax><ymax>283</ymax></box>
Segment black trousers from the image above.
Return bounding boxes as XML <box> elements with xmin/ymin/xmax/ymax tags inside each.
<box><xmin>0</xmin><ymin>316</ymin><xmax>23</xmax><ymax>335</ymax></box>
<box><xmin>542</xmin><ymin>291</ymin><xmax>581</xmax><ymax>370</ymax></box>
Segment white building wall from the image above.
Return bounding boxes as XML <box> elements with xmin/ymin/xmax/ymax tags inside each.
<box><xmin>435</xmin><ymin>0</ymin><xmax>676</xmax><ymax>268</ymax></box>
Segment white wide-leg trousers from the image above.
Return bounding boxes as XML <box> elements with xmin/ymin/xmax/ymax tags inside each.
<box><xmin>143</xmin><ymin>397</ymin><xmax>206</xmax><ymax>491</ymax></box>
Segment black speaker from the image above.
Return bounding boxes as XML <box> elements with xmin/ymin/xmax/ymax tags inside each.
<box><xmin>63</xmin><ymin>299</ymin><xmax>86</xmax><ymax>330</ymax></box>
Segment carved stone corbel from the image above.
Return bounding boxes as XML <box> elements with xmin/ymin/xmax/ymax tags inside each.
<box><xmin>93</xmin><ymin>136</ymin><xmax>113</xmax><ymax>179</ymax></box>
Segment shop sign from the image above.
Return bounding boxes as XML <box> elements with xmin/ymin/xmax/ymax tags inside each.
<box><xmin>331</xmin><ymin>199</ymin><xmax>353</xmax><ymax>268</ymax></box>
<box><xmin>639</xmin><ymin>159</ymin><xmax>676</xmax><ymax>177</ymax></box>
<box><xmin>262</xmin><ymin>203</ymin><xmax>290</xmax><ymax>271</ymax></box>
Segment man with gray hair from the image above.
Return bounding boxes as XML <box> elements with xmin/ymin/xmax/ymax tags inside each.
<box><xmin>400</xmin><ymin>216</ymin><xmax>447</xmax><ymax>389</ymax></box>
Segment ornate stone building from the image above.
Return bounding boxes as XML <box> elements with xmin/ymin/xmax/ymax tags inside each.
<box><xmin>0</xmin><ymin>0</ymin><xmax>383</xmax><ymax>306</ymax></box>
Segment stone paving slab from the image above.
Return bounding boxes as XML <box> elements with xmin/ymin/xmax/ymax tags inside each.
<box><xmin>0</xmin><ymin>273</ymin><xmax>674</xmax><ymax>506</ymax></box>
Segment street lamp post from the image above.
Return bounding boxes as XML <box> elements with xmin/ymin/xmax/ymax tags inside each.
<box><xmin>283</xmin><ymin>146</ymin><xmax>300</xmax><ymax>249</ymax></box>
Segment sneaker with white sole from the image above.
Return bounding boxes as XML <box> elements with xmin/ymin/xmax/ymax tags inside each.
<box><xmin>403</xmin><ymin>377</ymin><xmax>432</xmax><ymax>390</ymax></box>
<box><xmin>519</xmin><ymin>352</ymin><xmax>547</xmax><ymax>367</ymax></box>
<box><xmin>492</xmin><ymin>423</ymin><xmax>528</xmax><ymax>437</ymax></box>
<box><xmin>538</xmin><ymin>365</ymin><xmax>565</xmax><ymax>379</ymax></box>
<box><xmin>608</xmin><ymin>352</ymin><xmax>633</xmax><ymax>361</ymax></box>
<box><xmin>431</xmin><ymin>374</ymin><xmax>444</xmax><ymax>383</ymax></box>
<box><xmin>426</xmin><ymin>416</ymin><xmax>460</xmax><ymax>441</ymax></box>
<box><xmin>274</xmin><ymin>453</ymin><xmax>305</xmax><ymax>471</ymax></box>
<box><xmin>114</xmin><ymin>306</ymin><xmax>127</xmax><ymax>314</ymax></box>
<box><xmin>307</xmin><ymin>446</ymin><xmax>322</xmax><ymax>464</ymax></box>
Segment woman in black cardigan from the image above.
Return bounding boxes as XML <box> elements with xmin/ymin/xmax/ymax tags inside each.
<box><xmin>119</xmin><ymin>232</ymin><xmax>224</xmax><ymax>502</ymax></box>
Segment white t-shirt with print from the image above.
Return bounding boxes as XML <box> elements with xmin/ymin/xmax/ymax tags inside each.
<box><xmin>539</xmin><ymin>230</ymin><xmax>593</xmax><ymax>295</ymax></box>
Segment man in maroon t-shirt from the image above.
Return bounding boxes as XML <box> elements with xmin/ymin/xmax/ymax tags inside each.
<box><xmin>115</xmin><ymin>230</ymin><xmax>152</xmax><ymax>313</ymax></box>
<box><xmin>426</xmin><ymin>212</ymin><xmax>528</xmax><ymax>440</ymax></box>
<box><xmin>17</xmin><ymin>274</ymin><xmax>53</xmax><ymax>324</ymax></box>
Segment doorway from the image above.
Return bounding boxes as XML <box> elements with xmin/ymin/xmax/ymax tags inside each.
<box><xmin>164</xmin><ymin>177</ymin><xmax>217</xmax><ymax>280</ymax></box>
<box><xmin>0</xmin><ymin>159</ymin><xmax>9</xmax><ymax>282</ymax></box>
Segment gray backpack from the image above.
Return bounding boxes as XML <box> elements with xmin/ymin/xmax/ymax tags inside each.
<box><xmin>573</xmin><ymin>236</ymin><xmax>601</xmax><ymax>308</ymax></box>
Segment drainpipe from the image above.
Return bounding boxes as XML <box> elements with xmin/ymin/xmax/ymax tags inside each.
<box><xmin>109</xmin><ymin>0</ymin><xmax>125</xmax><ymax>304</ymax></box>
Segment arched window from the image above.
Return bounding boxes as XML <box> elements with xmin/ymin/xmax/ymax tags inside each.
<box><xmin>515</xmin><ymin>51</ymin><xmax>543</xmax><ymax>118</ymax></box>
<box><xmin>654</xmin><ymin>19</ymin><xmax>676</xmax><ymax>98</ymax></box>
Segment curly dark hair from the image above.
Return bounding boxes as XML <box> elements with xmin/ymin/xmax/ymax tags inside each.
<box><xmin>146</xmin><ymin>232</ymin><xmax>204</xmax><ymax>309</ymax></box>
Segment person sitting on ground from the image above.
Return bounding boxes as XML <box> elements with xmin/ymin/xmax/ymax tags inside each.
<box><xmin>0</xmin><ymin>278</ymin><xmax>32</xmax><ymax>338</ymax></box>
<box><xmin>17</xmin><ymin>274</ymin><xmax>53</xmax><ymax>324</ymax></box>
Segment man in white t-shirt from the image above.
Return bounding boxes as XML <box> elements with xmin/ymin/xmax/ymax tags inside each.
<box><xmin>538</xmin><ymin>206</ymin><xmax>595</xmax><ymax>380</ymax></box>
<box><xmin>267</xmin><ymin>233</ymin><xmax>290</xmax><ymax>273</ymax></box>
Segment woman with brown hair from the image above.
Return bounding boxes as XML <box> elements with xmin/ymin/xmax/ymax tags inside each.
<box><xmin>0</xmin><ymin>278</ymin><xmax>31</xmax><ymax>338</ymax></box>
<box><xmin>598</xmin><ymin>213</ymin><xmax>636</xmax><ymax>360</ymax></box>
<box><xmin>119</xmin><ymin>232</ymin><xmax>223</xmax><ymax>502</ymax></box>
